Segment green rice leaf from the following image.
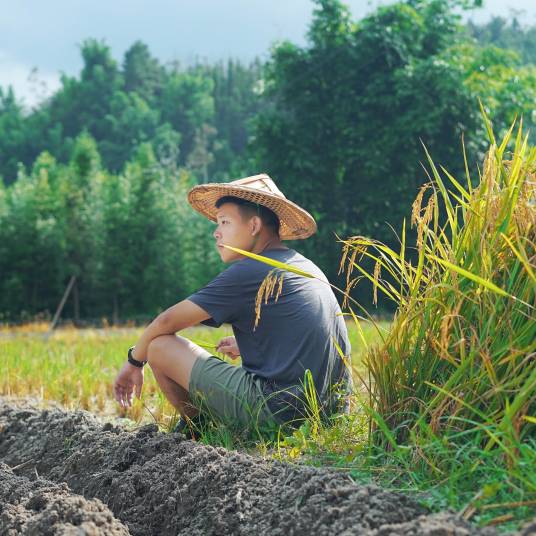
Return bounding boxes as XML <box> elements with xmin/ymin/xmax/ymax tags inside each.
<box><xmin>462</xmin><ymin>134</ymin><xmax>473</xmax><ymax>196</ymax></box>
<box><xmin>349</xmin><ymin>260</ymin><xmax>397</xmax><ymax>302</ymax></box>
<box><xmin>479</xmin><ymin>99</ymin><xmax>497</xmax><ymax>146</ymax></box>
<box><xmin>422</xmin><ymin>144</ymin><xmax>456</xmax><ymax>235</ymax></box>
<box><xmin>500</xmin><ymin>233</ymin><xmax>536</xmax><ymax>285</ymax></box>
<box><xmin>497</xmin><ymin>116</ymin><xmax>517</xmax><ymax>161</ymax></box>
<box><xmin>428</xmin><ymin>254</ymin><xmax>510</xmax><ymax>298</ymax></box>
<box><xmin>347</xmin><ymin>306</ymin><xmax>370</xmax><ymax>350</ymax></box>
<box><xmin>425</xmin><ymin>382</ymin><xmax>514</xmax><ymax>459</ymax></box>
<box><xmin>440</xmin><ymin>165</ymin><xmax>471</xmax><ymax>201</ymax></box>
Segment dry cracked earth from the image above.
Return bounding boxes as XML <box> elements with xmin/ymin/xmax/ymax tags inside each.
<box><xmin>0</xmin><ymin>399</ymin><xmax>534</xmax><ymax>535</ymax></box>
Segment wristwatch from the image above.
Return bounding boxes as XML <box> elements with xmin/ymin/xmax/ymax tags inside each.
<box><xmin>127</xmin><ymin>346</ymin><xmax>147</xmax><ymax>368</ymax></box>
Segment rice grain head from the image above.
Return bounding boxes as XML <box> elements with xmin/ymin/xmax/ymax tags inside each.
<box><xmin>254</xmin><ymin>270</ymin><xmax>285</xmax><ymax>330</ymax></box>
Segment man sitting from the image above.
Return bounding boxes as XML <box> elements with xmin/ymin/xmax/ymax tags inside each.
<box><xmin>113</xmin><ymin>173</ymin><xmax>352</xmax><ymax>438</ymax></box>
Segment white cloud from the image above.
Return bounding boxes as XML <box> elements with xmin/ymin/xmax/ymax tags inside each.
<box><xmin>0</xmin><ymin>51</ymin><xmax>61</xmax><ymax>112</ymax></box>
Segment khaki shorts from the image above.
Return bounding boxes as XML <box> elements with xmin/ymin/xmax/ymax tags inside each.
<box><xmin>189</xmin><ymin>355</ymin><xmax>279</xmax><ymax>433</ymax></box>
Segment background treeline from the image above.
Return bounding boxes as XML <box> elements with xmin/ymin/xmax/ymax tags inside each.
<box><xmin>1</xmin><ymin>0</ymin><xmax>535</xmax><ymax>322</ymax></box>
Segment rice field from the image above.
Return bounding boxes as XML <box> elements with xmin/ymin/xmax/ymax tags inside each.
<box><xmin>0</xmin><ymin>318</ymin><xmax>388</xmax><ymax>427</ymax></box>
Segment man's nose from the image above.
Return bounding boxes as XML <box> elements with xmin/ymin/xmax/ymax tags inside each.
<box><xmin>213</xmin><ymin>227</ymin><xmax>221</xmax><ymax>239</ymax></box>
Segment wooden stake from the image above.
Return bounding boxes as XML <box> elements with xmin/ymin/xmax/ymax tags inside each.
<box><xmin>46</xmin><ymin>275</ymin><xmax>76</xmax><ymax>337</ymax></box>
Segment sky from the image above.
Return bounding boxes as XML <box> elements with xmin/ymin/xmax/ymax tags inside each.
<box><xmin>1</xmin><ymin>0</ymin><xmax>534</xmax><ymax>109</ymax></box>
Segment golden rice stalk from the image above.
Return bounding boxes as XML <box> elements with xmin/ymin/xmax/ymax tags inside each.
<box><xmin>339</xmin><ymin>237</ymin><xmax>366</xmax><ymax>287</ymax></box>
<box><xmin>342</xmin><ymin>276</ymin><xmax>361</xmax><ymax>310</ymax></box>
<box><xmin>373</xmin><ymin>260</ymin><xmax>381</xmax><ymax>305</ymax></box>
<box><xmin>254</xmin><ymin>270</ymin><xmax>285</xmax><ymax>330</ymax></box>
<box><xmin>411</xmin><ymin>183</ymin><xmax>435</xmax><ymax>250</ymax></box>
<box><xmin>411</xmin><ymin>183</ymin><xmax>431</xmax><ymax>227</ymax></box>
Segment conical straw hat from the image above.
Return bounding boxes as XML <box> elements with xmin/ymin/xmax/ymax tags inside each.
<box><xmin>187</xmin><ymin>173</ymin><xmax>317</xmax><ymax>240</ymax></box>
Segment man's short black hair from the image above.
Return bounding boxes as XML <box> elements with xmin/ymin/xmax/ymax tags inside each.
<box><xmin>215</xmin><ymin>195</ymin><xmax>281</xmax><ymax>236</ymax></box>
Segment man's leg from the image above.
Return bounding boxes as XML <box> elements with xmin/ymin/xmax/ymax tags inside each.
<box><xmin>146</xmin><ymin>334</ymin><xmax>212</xmax><ymax>418</ymax></box>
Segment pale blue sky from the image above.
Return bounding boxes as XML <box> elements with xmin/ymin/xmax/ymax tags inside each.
<box><xmin>1</xmin><ymin>0</ymin><xmax>534</xmax><ymax>109</ymax></box>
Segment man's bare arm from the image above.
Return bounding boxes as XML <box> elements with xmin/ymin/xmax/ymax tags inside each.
<box><xmin>130</xmin><ymin>299</ymin><xmax>211</xmax><ymax>362</ymax></box>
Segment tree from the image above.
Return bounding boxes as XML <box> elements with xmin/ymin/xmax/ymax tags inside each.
<box><xmin>199</xmin><ymin>59</ymin><xmax>265</xmax><ymax>179</ymax></box>
<box><xmin>467</xmin><ymin>15</ymin><xmax>536</xmax><ymax>65</ymax></box>
<box><xmin>0</xmin><ymin>40</ymin><xmax>265</xmax><ymax>185</ymax></box>
<box><xmin>187</xmin><ymin>123</ymin><xmax>217</xmax><ymax>182</ymax></box>
<box><xmin>100</xmin><ymin>91</ymin><xmax>160</xmax><ymax>168</ymax></box>
<box><xmin>159</xmin><ymin>71</ymin><xmax>214</xmax><ymax>167</ymax></box>
<box><xmin>61</xmin><ymin>133</ymin><xmax>103</xmax><ymax>322</ymax></box>
<box><xmin>45</xmin><ymin>40</ymin><xmax>124</xmax><ymax>168</ymax></box>
<box><xmin>2</xmin><ymin>1</ymin><xmax>533</xmax><ymax>320</ymax></box>
<box><xmin>457</xmin><ymin>44</ymin><xmax>536</xmax><ymax>143</ymax></box>
<box><xmin>0</xmin><ymin>88</ymin><xmax>28</xmax><ymax>184</ymax></box>
<box><xmin>123</xmin><ymin>41</ymin><xmax>164</xmax><ymax>102</ymax></box>
<box><xmin>253</xmin><ymin>0</ymin><xmax>481</xmax><ymax>303</ymax></box>
<box><xmin>0</xmin><ymin>153</ymin><xmax>67</xmax><ymax>320</ymax></box>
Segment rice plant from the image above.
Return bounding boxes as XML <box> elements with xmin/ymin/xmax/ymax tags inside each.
<box><xmin>337</xmin><ymin>110</ymin><xmax>535</xmax><ymax>463</ymax></box>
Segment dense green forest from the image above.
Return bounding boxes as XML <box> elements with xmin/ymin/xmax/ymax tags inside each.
<box><xmin>1</xmin><ymin>0</ymin><xmax>535</xmax><ymax>322</ymax></box>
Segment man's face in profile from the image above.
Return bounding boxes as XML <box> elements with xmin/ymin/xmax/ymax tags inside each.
<box><xmin>213</xmin><ymin>202</ymin><xmax>257</xmax><ymax>263</ymax></box>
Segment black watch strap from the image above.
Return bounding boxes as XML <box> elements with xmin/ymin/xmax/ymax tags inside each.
<box><xmin>128</xmin><ymin>346</ymin><xmax>147</xmax><ymax>368</ymax></box>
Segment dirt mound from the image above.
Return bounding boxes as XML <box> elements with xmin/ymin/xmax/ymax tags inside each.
<box><xmin>0</xmin><ymin>463</ymin><xmax>129</xmax><ymax>535</ymax></box>
<box><xmin>0</xmin><ymin>400</ymin><xmax>504</xmax><ymax>535</ymax></box>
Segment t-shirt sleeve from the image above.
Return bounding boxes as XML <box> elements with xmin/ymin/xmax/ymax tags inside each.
<box><xmin>186</xmin><ymin>262</ymin><xmax>246</xmax><ymax>327</ymax></box>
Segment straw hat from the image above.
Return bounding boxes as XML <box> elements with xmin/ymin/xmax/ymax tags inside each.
<box><xmin>187</xmin><ymin>173</ymin><xmax>317</xmax><ymax>240</ymax></box>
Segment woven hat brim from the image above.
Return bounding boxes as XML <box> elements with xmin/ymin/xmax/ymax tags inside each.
<box><xmin>187</xmin><ymin>183</ymin><xmax>317</xmax><ymax>240</ymax></box>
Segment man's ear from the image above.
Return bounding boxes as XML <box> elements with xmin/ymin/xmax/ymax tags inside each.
<box><xmin>250</xmin><ymin>216</ymin><xmax>262</xmax><ymax>236</ymax></box>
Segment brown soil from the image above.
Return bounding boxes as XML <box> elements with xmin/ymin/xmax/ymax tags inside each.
<box><xmin>0</xmin><ymin>463</ymin><xmax>129</xmax><ymax>535</ymax></box>
<box><xmin>0</xmin><ymin>399</ymin><xmax>529</xmax><ymax>535</ymax></box>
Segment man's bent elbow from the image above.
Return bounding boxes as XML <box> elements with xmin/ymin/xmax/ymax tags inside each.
<box><xmin>154</xmin><ymin>300</ymin><xmax>210</xmax><ymax>333</ymax></box>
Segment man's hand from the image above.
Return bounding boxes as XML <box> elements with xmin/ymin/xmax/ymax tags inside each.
<box><xmin>216</xmin><ymin>336</ymin><xmax>241</xmax><ymax>359</ymax></box>
<box><xmin>113</xmin><ymin>362</ymin><xmax>144</xmax><ymax>408</ymax></box>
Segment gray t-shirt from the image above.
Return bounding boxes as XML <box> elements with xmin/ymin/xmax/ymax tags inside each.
<box><xmin>187</xmin><ymin>247</ymin><xmax>352</xmax><ymax>424</ymax></box>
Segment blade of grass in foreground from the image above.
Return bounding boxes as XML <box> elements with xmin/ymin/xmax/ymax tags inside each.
<box><xmin>222</xmin><ymin>245</ymin><xmax>315</xmax><ymax>278</ymax></box>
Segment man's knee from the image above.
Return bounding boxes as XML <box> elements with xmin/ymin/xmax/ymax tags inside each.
<box><xmin>147</xmin><ymin>334</ymin><xmax>188</xmax><ymax>367</ymax></box>
<box><xmin>147</xmin><ymin>335</ymin><xmax>173</xmax><ymax>366</ymax></box>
